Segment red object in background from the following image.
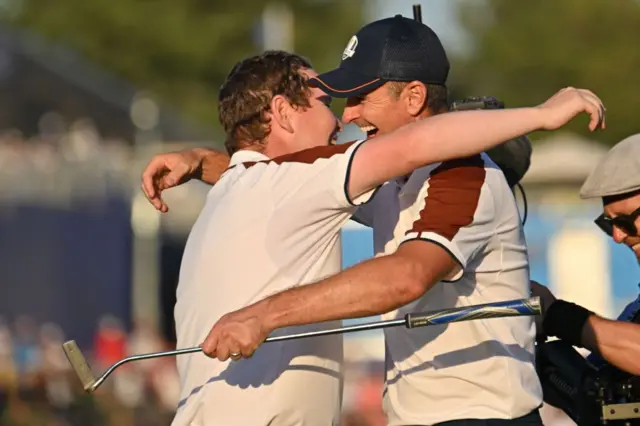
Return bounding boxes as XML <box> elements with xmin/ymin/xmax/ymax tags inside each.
<box><xmin>355</xmin><ymin>376</ymin><xmax>387</xmax><ymax>426</ymax></box>
<box><xmin>356</xmin><ymin>376</ymin><xmax>383</xmax><ymax>411</ymax></box>
<box><xmin>93</xmin><ymin>316</ymin><xmax>127</xmax><ymax>368</ymax></box>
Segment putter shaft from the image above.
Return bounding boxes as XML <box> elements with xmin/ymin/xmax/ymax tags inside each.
<box><xmin>64</xmin><ymin>297</ymin><xmax>541</xmax><ymax>392</ymax></box>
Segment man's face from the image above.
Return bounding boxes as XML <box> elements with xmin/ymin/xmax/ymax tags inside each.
<box><xmin>289</xmin><ymin>68</ymin><xmax>342</xmax><ymax>150</ymax></box>
<box><xmin>341</xmin><ymin>83</ymin><xmax>416</xmax><ymax>138</ymax></box>
<box><xmin>601</xmin><ymin>192</ymin><xmax>640</xmax><ymax>263</ymax></box>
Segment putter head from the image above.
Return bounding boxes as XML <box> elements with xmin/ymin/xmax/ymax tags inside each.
<box><xmin>62</xmin><ymin>340</ymin><xmax>97</xmax><ymax>392</ymax></box>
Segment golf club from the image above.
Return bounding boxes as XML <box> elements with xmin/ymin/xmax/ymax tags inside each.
<box><xmin>63</xmin><ymin>296</ymin><xmax>541</xmax><ymax>393</ymax></box>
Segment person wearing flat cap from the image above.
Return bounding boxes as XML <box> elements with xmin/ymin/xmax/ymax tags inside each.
<box><xmin>535</xmin><ymin>133</ymin><xmax>640</xmax><ymax>376</ymax></box>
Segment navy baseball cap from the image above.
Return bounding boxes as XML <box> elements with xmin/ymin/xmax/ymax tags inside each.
<box><xmin>309</xmin><ymin>15</ymin><xmax>450</xmax><ymax>98</ymax></box>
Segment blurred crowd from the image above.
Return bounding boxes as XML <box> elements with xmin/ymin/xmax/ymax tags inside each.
<box><xmin>0</xmin><ymin>313</ymin><xmax>388</xmax><ymax>426</ymax></box>
<box><xmin>0</xmin><ymin>117</ymin><xmax>137</xmax><ymax>207</ymax></box>
<box><xmin>0</xmin><ymin>314</ymin><xmax>180</xmax><ymax>426</ymax></box>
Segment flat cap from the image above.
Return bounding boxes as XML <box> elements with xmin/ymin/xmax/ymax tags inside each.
<box><xmin>580</xmin><ymin>133</ymin><xmax>640</xmax><ymax>199</ymax></box>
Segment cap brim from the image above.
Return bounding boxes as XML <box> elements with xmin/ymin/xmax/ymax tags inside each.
<box><xmin>309</xmin><ymin>68</ymin><xmax>386</xmax><ymax>98</ymax></box>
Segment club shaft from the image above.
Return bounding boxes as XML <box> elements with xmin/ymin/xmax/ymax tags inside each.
<box><xmin>97</xmin><ymin>297</ymin><xmax>539</xmax><ymax>377</ymax></box>
<box><xmin>98</xmin><ymin>317</ymin><xmax>407</xmax><ymax>383</ymax></box>
<box><xmin>93</xmin><ymin>346</ymin><xmax>202</xmax><ymax>390</ymax></box>
<box><xmin>264</xmin><ymin>317</ymin><xmax>406</xmax><ymax>342</ymax></box>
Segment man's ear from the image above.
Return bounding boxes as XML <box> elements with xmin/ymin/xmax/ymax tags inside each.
<box><xmin>402</xmin><ymin>81</ymin><xmax>428</xmax><ymax>116</ymax></box>
<box><xmin>270</xmin><ymin>95</ymin><xmax>294</xmax><ymax>133</ymax></box>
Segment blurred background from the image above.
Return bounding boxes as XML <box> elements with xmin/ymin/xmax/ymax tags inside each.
<box><xmin>0</xmin><ymin>0</ymin><xmax>639</xmax><ymax>425</ymax></box>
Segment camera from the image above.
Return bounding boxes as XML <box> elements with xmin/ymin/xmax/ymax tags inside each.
<box><xmin>449</xmin><ymin>96</ymin><xmax>531</xmax><ymax>189</ymax></box>
<box><xmin>450</xmin><ymin>96</ymin><xmax>505</xmax><ymax>112</ymax></box>
<box><xmin>537</xmin><ymin>339</ymin><xmax>640</xmax><ymax>425</ymax></box>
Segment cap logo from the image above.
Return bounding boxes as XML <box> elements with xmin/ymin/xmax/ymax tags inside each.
<box><xmin>342</xmin><ymin>35</ymin><xmax>358</xmax><ymax>60</ymax></box>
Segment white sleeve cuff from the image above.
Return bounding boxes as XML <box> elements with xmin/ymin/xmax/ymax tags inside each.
<box><xmin>334</xmin><ymin>140</ymin><xmax>378</xmax><ymax>207</ymax></box>
<box><xmin>402</xmin><ymin>231</ymin><xmax>467</xmax><ymax>282</ymax></box>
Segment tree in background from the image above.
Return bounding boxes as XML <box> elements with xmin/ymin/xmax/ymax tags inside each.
<box><xmin>3</xmin><ymin>0</ymin><xmax>364</xmax><ymax>136</ymax></box>
<box><xmin>450</xmin><ymin>0</ymin><xmax>640</xmax><ymax>145</ymax></box>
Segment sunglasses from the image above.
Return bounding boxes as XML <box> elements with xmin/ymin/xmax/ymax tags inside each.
<box><xmin>594</xmin><ymin>206</ymin><xmax>640</xmax><ymax>237</ymax></box>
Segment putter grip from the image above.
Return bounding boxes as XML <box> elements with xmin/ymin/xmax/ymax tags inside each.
<box><xmin>405</xmin><ymin>297</ymin><xmax>541</xmax><ymax>329</ymax></box>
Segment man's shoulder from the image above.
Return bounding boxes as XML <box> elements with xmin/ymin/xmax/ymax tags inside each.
<box><xmin>267</xmin><ymin>140</ymin><xmax>362</xmax><ymax>166</ymax></box>
<box><xmin>433</xmin><ymin>153</ymin><xmax>486</xmax><ymax>173</ymax></box>
<box><xmin>225</xmin><ymin>141</ymin><xmax>361</xmax><ymax>172</ymax></box>
<box><xmin>618</xmin><ymin>290</ymin><xmax>640</xmax><ymax>323</ymax></box>
<box><xmin>404</xmin><ymin>154</ymin><xmax>488</xmax><ymax>195</ymax></box>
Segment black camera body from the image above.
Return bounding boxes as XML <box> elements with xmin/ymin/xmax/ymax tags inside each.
<box><xmin>595</xmin><ymin>366</ymin><xmax>640</xmax><ymax>425</ymax></box>
<box><xmin>449</xmin><ymin>96</ymin><xmax>531</xmax><ymax>190</ymax></box>
<box><xmin>450</xmin><ymin>96</ymin><xmax>505</xmax><ymax>112</ymax></box>
<box><xmin>536</xmin><ymin>339</ymin><xmax>640</xmax><ymax>425</ymax></box>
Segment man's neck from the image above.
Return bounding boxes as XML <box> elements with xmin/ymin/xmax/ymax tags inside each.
<box><xmin>262</xmin><ymin>144</ymin><xmax>285</xmax><ymax>159</ymax></box>
<box><xmin>234</xmin><ymin>137</ymin><xmax>283</xmax><ymax>160</ymax></box>
<box><xmin>262</xmin><ymin>136</ymin><xmax>292</xmax><ymax>159</ymax></box>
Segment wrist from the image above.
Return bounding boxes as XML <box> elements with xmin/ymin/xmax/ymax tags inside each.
<box><xmin>542</xmin><ymin>299</ymin><xmax>594</xmax><ymax>347</ymax></box>
<box><xmin>256</xmin><ymin>299</ymin><xmax>279</xmax><ymax>334</ymax></box>
<box><xmin>524</xmin><ymin>106</ymin><xmax>546</xmax><ymax>132</ymax></box>
<box><xmin>189</xmin><ymin>148</ymin><xmax>209</xmax><ymax>179</ymax></box>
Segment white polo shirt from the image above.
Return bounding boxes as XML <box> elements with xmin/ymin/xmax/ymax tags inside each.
<box><xmin>172</xmin><ymin>140</ymin><xmax>373</xmax><ymax>426</ymax></box>
<box><xmin>357</xmin><ymin>153</ymin><xmax>542</xmax><ymax>425</ymax></box>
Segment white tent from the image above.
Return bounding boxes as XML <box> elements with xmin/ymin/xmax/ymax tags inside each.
<box><xmin>522</xmin><ymin>132</ymin><xmax>608</xmax><ymax>185</ymax></box>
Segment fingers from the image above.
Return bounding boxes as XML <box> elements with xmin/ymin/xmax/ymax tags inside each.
<box><xmin>562</xmin><ymin>87</ymin><xmax>605</xmax><ymax>132</ymax></box>
<box><xmin>140</xmin><ymin>156</ymin><xmax>189</xmax><ymax>213</ymax></box>
<box><xmin>579</xmin><ymin>90</ymin><xmax>605</xmax><ymax>129</ymax></box>
<box><xmin>140</xmin><ymin>181</ymin><xmax>167</xmax><ymax>212</ymax></box>
<box><xmin>201</xmin><ymin>330</ymin><xmax>219</xmax><ymax>360</ymax></box>
<box><xmin>584</xmin><ymin>98</ymin><xmax>602</xmax><ymax>132</ymax></box>
<box><xmin>166</xmin><ymin>163</ymin><xmax>188</xmax><ymax>185</ymax></box>
<box><xmin>206</xmin><ymin>338</ymin><xmax>254</xmax><ymax>362</ymax></box>
<box><xmin>229</xmin><ymin>344</ymin><xmax>243</xmax><ymax>361</ymax></box>
<box><xmin>212</xmin><ymin>332</ymin><xmax>242</xmax><ymax>362</ymax></box>
<box><xmin>141</xmin><ymin>158</ymin><xmax>164</xmax><ymax>199</ymax></box>
<box><xmin>201</xmin><ymin>331</ymin><xmax>259</xmax><ymax>362</ymax></box>
<box><xmin>539</xmin><ymin>86</ymin><xmax>607</xmax><ymax>133</ymax></box>
<box><xmin>218</xmin><ymin>335</ymin><xmax>258</xmax><ymax>361</ymax></box>
<box><xmin>577</xmin><ymin>90</ymin><xmax>605</xmax><ymax>132</ymax></box>
<box><xmin>201</xmin><ymin>328</ymin><xmax>240</xmax><ymax>362</ymax></box>
<box><xmin>140</xmin><ymin>158</ymin><xmax>168</xmax><ymax>212</ymax></box>
<box><xmin>216</xmin><ymin>342</ymin><xmax>231</xmax><ymax>362</ymax></box>
<box><xmin>577</xmin><ymin>89</ymin><xmax>604</xmax><ymax>108</ymax></box>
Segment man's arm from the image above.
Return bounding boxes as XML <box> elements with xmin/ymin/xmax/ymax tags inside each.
<box><xmin>264</xmin><ymin>241</ymin><xmax>454</xmax><ymax>328</ymax></box>
<box><xmin>346</xmin><ymin>87</ymin><xmax>605</xmax><ymax>200</ymax></box>
<box><xmin>581</xmin><ymin>316</ymin><xmax>640</xmax><ymax>375</ymax></box>
<box><xmin>140</xmin><ymin>148</ymin><xmax>230</xmax><ymax>212</ymax></box>
<box><xmin>196</xmin><ymin>148</ymin><xmax>231</xmax><ymax>184</ymax></box>
<box><xmin>532</xmin><ymin>281</ymin><xmax>640</xmax><ymax>375</ymax></box>
<box><xmin>202</xmin><ymin>241</ymin><xmax>456</xmax><ymax>361</ymax></box>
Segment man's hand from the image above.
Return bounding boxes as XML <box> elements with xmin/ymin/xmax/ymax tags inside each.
<box><xmin>537</xmin><ymin>87</ymin><xmax>606</xmax><ymax>132</ymax></box>
<box><xmin>140</xmin><ymin>149</ymin><xmax>204</xmax><ymax>213</ymax></box>
<box><xmin>201</xmin><ymin>304</ymin><xmax>271</xmax><ymax>362</ymax></box>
